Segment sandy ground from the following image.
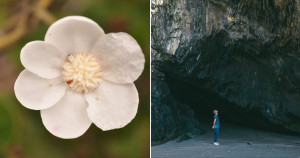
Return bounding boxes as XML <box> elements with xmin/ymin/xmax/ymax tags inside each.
<box><xmin>151</xmin><ymin>124</ymin><xmax>300</xmax><ymax>158</ymax></box>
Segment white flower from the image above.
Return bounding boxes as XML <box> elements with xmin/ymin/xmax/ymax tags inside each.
<box><xmin>14</xmin><ymin>16</ymin><xmax>145</xmax><ymax>139</ymax></box>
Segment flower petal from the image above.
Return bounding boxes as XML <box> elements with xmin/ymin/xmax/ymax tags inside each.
<box><xmin>45</xmin><ymin>16</ymin><xmax>105</xmax><ymax>54</ymax></box>
<box><xmin>91</xmin><ymin>32</ymin><xmax>145</xmax><ymax>84</ymax></box>
<box><xmin>41</xmin><ymin>90</ymin><xmax>92</xmax><ymax>139</ymax></box>
<box><xmin>21</xmin><ymin>41</ymin><xmax>65</xmax><ymax>79</ymax></box>
<box><xmin>84</xmin><ymin>81</ymin><xmax>139</xmax><ymax>131</ymax></box>
<box><xmin>14</xmin><ymin>70</ymin><xmax>65</xmax><ymax>110</ymax></box>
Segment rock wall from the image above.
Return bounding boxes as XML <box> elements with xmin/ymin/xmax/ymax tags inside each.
<box><xmin>151</xmin><ymin>0</ymin><xmax>300</xmax><ymax>143</ymax></box>
<box><xmin>151</xmin><ymin>64</ymin><xmax>205</xmax><ymax>145</ymax></box>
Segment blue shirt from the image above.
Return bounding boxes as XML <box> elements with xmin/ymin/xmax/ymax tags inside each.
<box><xmin>214</xmin><ymin>115</ymin><xmax>220</xmax><ymax>128</ymax></box>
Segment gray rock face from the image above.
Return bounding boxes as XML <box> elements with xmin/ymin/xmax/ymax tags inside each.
<box><xmin>151</xmin><ymin>0</ymin><xmax>300</xmax><ymax>143</ymax></box>
<box><xmin>151</xmin><ymin>65</ymin><xmax>205</xmax><ymax>145</ymax></box>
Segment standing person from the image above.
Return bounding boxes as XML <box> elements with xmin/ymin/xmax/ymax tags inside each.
<box><xmin>212</xmin><ymin>110</ymin><xmax>220</xmax><ymax>146</ymax></box>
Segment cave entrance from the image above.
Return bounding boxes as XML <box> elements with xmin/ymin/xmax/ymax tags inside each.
<box><xmin>165</xmin><ymin>74</ymin><xmax>294</xmax><ymax>134</ymax></box>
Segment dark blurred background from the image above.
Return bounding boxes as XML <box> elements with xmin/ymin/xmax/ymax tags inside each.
<box><xmin>0</xmin><ymin>0</ymin><xmax>150</xmax><ymax>157</ymax></box>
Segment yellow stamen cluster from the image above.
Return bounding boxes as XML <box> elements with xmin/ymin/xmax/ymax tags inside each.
<box><xmin>63</xmin><ymin>53</ymin><xmax>101</xmax><ymax>93</ymax></box>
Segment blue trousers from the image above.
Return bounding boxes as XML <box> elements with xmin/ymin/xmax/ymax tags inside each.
<box><xmin>214</xmin><ymin>128</ymin><xmax>219</xmax><ymax>142</ymax></box>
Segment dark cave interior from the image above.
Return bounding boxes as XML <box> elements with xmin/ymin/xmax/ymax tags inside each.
<box><xmin>165</xmin><ymin>74</ymin><xmax>298</xmax><ymax>135</ymax></box>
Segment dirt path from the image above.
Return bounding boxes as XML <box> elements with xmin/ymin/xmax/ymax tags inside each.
<box><xmin>151</xmin><ymin>124</ymin><xmax>300</xmax><ymax>158</ymax></box>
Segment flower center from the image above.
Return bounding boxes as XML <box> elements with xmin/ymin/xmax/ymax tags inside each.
<box><xmin>63</xmin><ymin>53</ymin><xmax>101</xmax><ymax>93</ymax></box>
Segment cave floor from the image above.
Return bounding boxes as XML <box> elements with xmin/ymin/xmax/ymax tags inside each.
<box><xmin>151</xmin><ymin>124</ymin><xmax>300</xmax><ymax>158</ymax></box>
